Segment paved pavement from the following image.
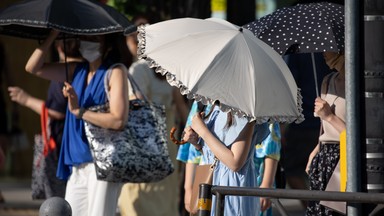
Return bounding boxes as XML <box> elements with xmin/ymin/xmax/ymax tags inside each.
<box><xmin>272</xmin><ymin>199</ymin><xmax>305</xmax><ymax>216</ymax></box>
<box><xmin>0</xmin><ymin>178</ymin><xmax>42</xmax><ymax>216</ymax></box>
<box><xmin>0</xmin><ymin>177</ymin><xmax>305</xmax><ymax>216</ymax></box>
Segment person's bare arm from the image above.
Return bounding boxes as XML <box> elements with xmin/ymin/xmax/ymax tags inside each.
<box><xmin>306</xmin><ymin>143</ymin><xmax>320</xmax><ymax>174</ymax></box>
<box><xmin>259</xmin><ymin>157</ymin><xmax>279</xmax><ymax>212</ymax></box>
<box><xmin>9</xmin><ymin>86</ymin><xmax>43</xmax><ymax>114</ymax></box>
<box><xmin>64</xmin><ymin>65</ymin><xmax>129</xmax><ymax>130</ymax></box>
<box><xmin>184</xmin><ymin>162</ymin><xmax>196</xmax><ymax>212</ymax></box>
<box><xmin>188</xmin><ymin>113</ymin><xmax>255</xmax><ymax>172</ymax></box>
<box><xmin>261</xmin><ymin>157</ymin><xmax>278</xmax><ymax>188</ymax></box>
<box><xmin>8</xmin><ymin>86</ymin><xmax>65</xmax><ymax>120</ymax></box>
<box><xmin>314</xmin><ymin>97</ymin><xmax>346</xmax><ymax>133</ymax></box>
<box><xmin>25</xmin><ymin>30</ymin><xmax>76</xmax><ymax>82</ymax></box>
<box><xmin>47</xmin><ymin>109</ymin><xmax>65</xmax><ymax>120</ymax></box>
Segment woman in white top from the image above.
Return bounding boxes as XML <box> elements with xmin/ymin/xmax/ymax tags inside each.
<box><xmin>306</xmin><ymin>51</ymin><xmax>346</xmax><ymax>216</ymax></box>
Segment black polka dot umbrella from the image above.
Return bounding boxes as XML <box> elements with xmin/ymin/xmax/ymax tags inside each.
<box><xmin>244</xmin><ymin>2</ymin><xmax>344</xmax><ymax>97</ymax></box>
<box><xmin>244</xmin><ymin>2</ymin><xmax>344</xmax><ymax>55</ymax></box>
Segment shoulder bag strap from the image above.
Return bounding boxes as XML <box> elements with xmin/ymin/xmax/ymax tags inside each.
<box><xmin>318</xmin><ymin>72</ymin><xmax>337</xmax><ymax>137</ymax></box>
<box><xmin>103</xmin><ymin>63</ymin><xmax>150</xmax><ymax>103</ymax></box>
<box><xmin>40</xmin><ymin>103</ymin><xmax>56</xmax><ymax>156</ymax></box>
<box><xmin>127</xmin><ymin>74</ymin><xmax>150</xmax><ymax>102</ymax></box>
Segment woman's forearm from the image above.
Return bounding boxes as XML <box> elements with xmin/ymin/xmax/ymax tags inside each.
<box><xmin>199</xmin><ymin>123</ymin><xmax>254</xmax><ymax>172</ymax></box>
<box><xmin>73</xmin><ymin>67</ymin><xmax>129</xmax><ymax>130</ymax></box>
<box><xmin>24</xmin><ymin>96</ymin><xmax>44</xmax><ymax>115</ymax></box>
<box><xmin>184</xmin><ymin>162</ymin><xmax>196</xmax><ymax>212</ymax></box>
<box><xmin>261</xmin><ymin>157</ymin><xmax>278</xmax><ymax>188</ymax></box>
<box><xmin>325</xmin><ymin>114</ymin><xmax>346</xmax><ymax>134</ymax></box>
<box><xmin>199</xmin><ymin>130</ymin><xmax>237</xmax><ymax>167</ymax></box>
<box><xmin>25</xmin><ymin>30</ymin><xmax>59</xmax><ymax>74</ymax></box>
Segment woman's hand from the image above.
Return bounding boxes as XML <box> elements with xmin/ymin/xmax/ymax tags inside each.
<box><xmin>190</xmin><ymin>112</ymin><xmax>208</xmax><ymax>136</ymax></box>
<box><xmin>259</xmin><ymin>184</ymin><xmax>272</xmax><ymax>212</ymax></box>
<box><xmin>306</xmin><ymin>144</ymin><xmax>320</xmax><ymax>174</ymax></box>
<box><xmin>8</xmin><ymin>86</ymin><xmax>30</xmax><ymax>106</ymax></box>
<box><xmin>182</xmin><ymin>126</ymin><xmax>200</xmax><ymax>147</ymax></box>
<box><xmin>63</xmin><ymin>82</ymin><xmax>81</xmax><ymax>117</ymax></box>
<box><xmin>314</xmin><ymin>97</ymin><xmax>334</xmax><ymax>121</ymax></box>
<box><xmin>305</xmin><ymin>155</ymin><xmax>313</xmax><ymax>175</ymax></box>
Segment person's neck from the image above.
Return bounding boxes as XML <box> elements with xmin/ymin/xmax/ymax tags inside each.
<box><xmin>89</xmin><ymin>58</ymin><xmax>102</xmax><ymax>73</ymax></box>
<box><xmin>336</xmin><ymin>65</ymin><xmax>345</xmax><ymax>80</ymax></box>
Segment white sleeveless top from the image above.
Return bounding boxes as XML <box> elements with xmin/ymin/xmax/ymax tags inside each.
<box><xmin>127</xmin><ymin>59</ymin><xmax>176</xmax><ymax>155</ymax></box>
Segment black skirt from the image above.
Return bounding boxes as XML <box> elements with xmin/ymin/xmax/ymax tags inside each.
<box><xmin>306</xmin><ymin>143</ymin><xmax>344</xmax><ymax>216</ymax></box>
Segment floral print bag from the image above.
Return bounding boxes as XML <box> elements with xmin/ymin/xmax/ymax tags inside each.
<box><xmin>84</xmin><ymin>64</ymin><xmax>174</xmax><ymax>183</ymax></box>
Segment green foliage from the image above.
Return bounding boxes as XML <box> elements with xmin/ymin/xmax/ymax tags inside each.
<box><xmin>107</xmin><ymin>0</ymin><xmax>149</xmax><ymax>20</ymax></box>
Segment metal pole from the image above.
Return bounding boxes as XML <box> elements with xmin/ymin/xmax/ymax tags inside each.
<box><xmin>345</xmin><ymin>0</ymin><xmax>364</xmax><ymax>215</ymax></box>
<box><xmin>211</xmin><ymin>186</ymin><xmax>384</xmax><ymax>215</ymax></box>
<box><xmin>211</xmin><ymin>187</ymin><xmax>384</xmax><ymax>203</ymax></box>
<box><xmin>214</xmin><ymin>191</ymin><xmax>225</xmax><ymax>216</ymax></box>
<box><xmin>197</xmin><ymin>184</ymin><xmax>212</xmax><ymax>216</ymax></box>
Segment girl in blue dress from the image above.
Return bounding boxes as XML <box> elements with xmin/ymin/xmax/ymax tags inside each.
<box><xmin>183</xmin><ymin>102</ymin><xmax>269</xmax><ymax>216</ymax></box>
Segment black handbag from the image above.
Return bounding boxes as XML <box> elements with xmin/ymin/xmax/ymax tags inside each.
<box><xmin>84</xmin><ymin>63</ymin><xmax>174</xmax><ymax>183</ymax></box>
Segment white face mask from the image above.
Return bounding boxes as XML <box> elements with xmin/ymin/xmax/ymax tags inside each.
<box><xmin>79</xmin><ymin>41</ymin><xmax>101</xmax><ymax>62</ymax></box>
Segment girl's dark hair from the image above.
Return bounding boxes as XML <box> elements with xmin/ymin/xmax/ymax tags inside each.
<box><xmin>102</xmin><ymin>33</ymin><xmax>133</xmax><ymax>68</ymax></box>
<box><xmin>204</xmin><ymin>101</ymin><xmax>234</xmax><ymax>129</ymax></box>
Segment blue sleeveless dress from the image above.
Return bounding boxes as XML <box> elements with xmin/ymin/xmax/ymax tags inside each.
<box><xmin>57</xmin><ymin>62</ymin><xmax>109</xmax><ymax>180</ymax></box>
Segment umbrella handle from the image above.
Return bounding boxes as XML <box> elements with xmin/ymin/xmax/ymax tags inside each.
<box><xmin>170</xmin><ymin>127</ymin><xmax>187</xmax><ymax>145</ymax></box>
<box><xmin>311</xmin><ymin>53</ymin><xmax>319</xmax><ymax>97</ymax></box>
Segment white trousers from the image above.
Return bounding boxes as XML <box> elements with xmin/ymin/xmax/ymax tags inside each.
<box><xmin>65</xmin><ymin>163</ymin><xmax>123</xmax><ymax>216</ymax></box>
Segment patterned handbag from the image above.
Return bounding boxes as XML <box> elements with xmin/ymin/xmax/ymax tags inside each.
<box><xmin>84</xmin><ymin>63</ymin><xmax>174</xmax><ymax>183</ymax></box>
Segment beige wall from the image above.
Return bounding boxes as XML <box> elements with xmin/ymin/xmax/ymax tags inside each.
<box><xmin>1</xmin><ymin>0</ymin><xmax>51</xmax><ymax>177</ymax></box>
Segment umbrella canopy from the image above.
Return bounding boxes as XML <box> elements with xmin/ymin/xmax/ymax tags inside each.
<box><xmin>244</xmin><ymin>2</ymin><xmax>344</xmax><ymax>55</ymax></box>
<box><xmin>244</xmin><ymin>2</ymin><xmax>344</xmax><ymax>97</ymax></box>
<box><xmin>138</xmin><ymin>17</ymin><xmax>304</xmax><ymax>124</ymax></box>
<box><xmin>0</xmin><ymin>0</ymin><xmax>136</xmax><ymax>39</ymax></box>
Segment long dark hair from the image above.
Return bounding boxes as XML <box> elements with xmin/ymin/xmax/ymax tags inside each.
<box><xmin>203</xmin><ymin>101</ymin><xmax>234</xmax><ymax>129</ymax></box>
<box><xmin>103</xmin><ymin>33</ymin><xmax>133</xmax><ymax>68</ymax></box>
